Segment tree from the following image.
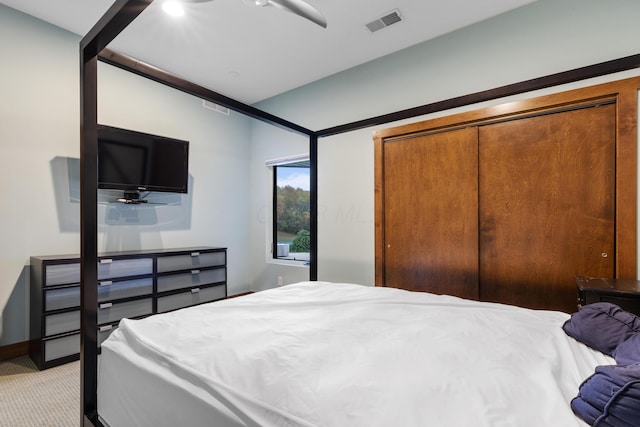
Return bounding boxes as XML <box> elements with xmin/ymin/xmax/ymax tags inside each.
<box><xmin>276</xmin><ymin>185</ymin><xmax>310</xmax><ymax>235</ymax></box>
<box><xmin>290</xmin><ymin>230</ymin><xmax>311</xmax><ymax>252</ymax></box>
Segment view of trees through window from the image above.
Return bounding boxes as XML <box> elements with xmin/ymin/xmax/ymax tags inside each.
<box><xmin>275</xmin><ymin>165</ymin><xmax>310</xmax><ymax>259</ymax></box>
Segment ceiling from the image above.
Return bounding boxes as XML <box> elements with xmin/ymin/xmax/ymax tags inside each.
<box><xmin>1</xmin><ymin>0</ymin><xmax>538</xmax><ymax>104</ymax></box>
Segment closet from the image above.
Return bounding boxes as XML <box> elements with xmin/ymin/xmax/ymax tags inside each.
<box><xmin>374</xmin><ymin>78</ymin><xmax>639</xmax><ymax>312</ymax></box>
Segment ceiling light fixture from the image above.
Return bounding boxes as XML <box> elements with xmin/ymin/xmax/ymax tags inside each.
<box><xmin>162</xmin><ymin>1</ymin><xmax>185</xmax><ymax>17</ymax></box>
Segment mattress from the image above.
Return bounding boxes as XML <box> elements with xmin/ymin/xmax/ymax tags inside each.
<box><xmin>98</xmin><ymin>281</ymin><xmax>613</xmax><ymax>426</ymax></box>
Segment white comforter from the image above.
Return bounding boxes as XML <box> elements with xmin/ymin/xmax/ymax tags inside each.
<box><xmin>99</xmin><ymin>281</ymin><xmax>612</xmax><ymax>426</ymax></box>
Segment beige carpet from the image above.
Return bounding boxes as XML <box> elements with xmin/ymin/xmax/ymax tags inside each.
<box><xmin>0</xmin><ymin>357</ymin><xmax>79</xmax><ymax>427</ymax></box>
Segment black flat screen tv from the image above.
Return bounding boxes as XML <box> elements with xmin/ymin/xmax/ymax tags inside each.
<box><xmin>97</xmin><ymin>125</ymin><xmax>189</xmax><ymax>197</ymax></box>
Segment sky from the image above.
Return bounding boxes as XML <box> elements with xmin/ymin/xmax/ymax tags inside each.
<box><xmin>278</xmin><ymin>167</ymin><xmax>310</xmax><ymax>191</ymax></box>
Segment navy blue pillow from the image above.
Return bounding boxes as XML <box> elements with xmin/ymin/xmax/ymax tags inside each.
<box><xmin>571</xmin><ymin>363</ymin><xmax>640</xmax><ymax>427</ymax></box>
<box><xmin>562</xmin><ymin>303</ymin><xmax>640</xmax><ymax>356</ymax></box>
<box><xmin>614</xmin><ymin>333</ymin><xmax>640</xmax><ymax>365</ymax></box>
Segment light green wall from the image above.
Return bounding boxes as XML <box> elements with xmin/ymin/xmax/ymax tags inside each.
<box><xmin>0</xmin><ymin>5</ymin><xmax>81</xmax><ymax>346</ymax></box>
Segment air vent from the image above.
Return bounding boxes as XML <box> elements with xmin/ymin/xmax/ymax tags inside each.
<box><xmin>366</xmin><ymin>9</ymin><xmax>403</xmax><ymax>33</ymax></box>
<box><xmin>202</xmin><ymin>100</ymin><xmax>230</xmax><ymax>115</ymax></box>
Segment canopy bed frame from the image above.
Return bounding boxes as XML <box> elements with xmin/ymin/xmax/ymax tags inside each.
<box><xmin>80</xmin><ymin>1</ymin><xmax>640</xmax><ymax>425</ymax></box>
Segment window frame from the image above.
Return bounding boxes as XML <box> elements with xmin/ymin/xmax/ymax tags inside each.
<box><xmin>268</xmin><ymin>155</ymin><xmax>310</xmax><ymax>263</ymax></box>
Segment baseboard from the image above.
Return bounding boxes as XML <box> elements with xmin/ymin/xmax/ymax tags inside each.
<box><xmin>228</xmin><ymin>291</ymin><xmax>253</xmax><ymax>299</ymax></box>
<box><xmin>0</xmin><ymin>340</ymin><xmax>29</xmax><ymax>362</ymax></box>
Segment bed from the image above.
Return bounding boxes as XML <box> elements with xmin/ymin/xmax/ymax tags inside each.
<box><xmin>96</xmin><ymin>281</ymin><xmax>635</xmax><ymax>427</ymax></box>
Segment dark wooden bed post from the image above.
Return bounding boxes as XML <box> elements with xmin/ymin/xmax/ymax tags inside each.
<box><xmin>309</xmin><ymin>134</ymin><xmax>318</xmax><ymax>281</ymax></box>
<box><xmin>80</xmin><ymin>1</ymin><xmax>154</xmax><ymax>425</ymax></box>
<box><xmin>79</xmin><ymin>47</ymin><xmax>99</xmax><ymax>427</ymax></box>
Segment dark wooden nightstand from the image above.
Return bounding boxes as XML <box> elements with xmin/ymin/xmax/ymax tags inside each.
<box><xmin>575</xmin><ymin>276</ymin><xmax>640</xmax><ymax>316</ymax></box>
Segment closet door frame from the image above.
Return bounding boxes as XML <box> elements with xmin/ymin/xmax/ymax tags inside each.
<box><xmin>374</xmin><ymin>76</ymin><xmax>640</xmax><ymax>287</ymax></box>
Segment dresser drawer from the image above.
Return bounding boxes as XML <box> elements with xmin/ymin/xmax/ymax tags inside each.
<box><xmin>157</xmin><ymin>285</ymin><xmax>226</xmax><ymax>313</ymax></box>
<box><xmin>43</xmin><ymin>257</ymin><xmax>154</xmax><ymax>286</ymax></box>
<box><xmin>157</xmin><ymin>251</ymin><xmax>226</xmax><ymax>273</ymax></box>
<box><xmin>157</xmin><ymin>268</ymin><xmax>226</xmax><ymax>293</ymax></box>
<box><xmin>98</xmin><ymin>277</ymin><xmax>153</xmax><ymax>302</ymax></box>
<box><xmin>98</xmin><ymin>298</ymin><xmax>153</xmax><ymax>324</ymax></box>
<box><xmin>44</xmin><ymin>263</ymin><xmax>80</xmax><ymax>287</ymax></box>
<box><xmin>45</xmin><ymin>310</ymin><xmax>80</xmax><ymax>336</ymax></box>
<box><xmin>45</xmin><ymin>286</ymin><xmax>80</xmax><ymax>311</ymax></box>
<box><xmin>44</xmin><ymin>333</ymin><xmax>80</xmax><ymax>362</ymax></box>
<box><xmin>98</xmin><ymin>257</ymin><xmax>153</xmax><ymax>280</ymax></box>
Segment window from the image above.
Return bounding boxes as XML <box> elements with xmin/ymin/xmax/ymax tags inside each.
<box><xmin>270</xmin><ymin>157</ymin><xmax>310</xmax><ymax>263</ymax></box>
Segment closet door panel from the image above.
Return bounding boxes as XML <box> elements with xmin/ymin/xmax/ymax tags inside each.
<box><xmin>479</xmin><ymin>104</ymin><xmax>615</xmax><ymax>312</ymax></box>
<box><xmin>383</xmin><ymin>127</ymin><xmax>479</xmax><ymax>298</ymax></box>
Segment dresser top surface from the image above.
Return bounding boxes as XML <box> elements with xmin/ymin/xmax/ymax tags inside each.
<box><xmin>31</xmin><ymin>247</ymin><xmax>225</xmax><ymax>262</ymax></box>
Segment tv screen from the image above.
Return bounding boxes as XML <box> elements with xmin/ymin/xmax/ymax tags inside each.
<box><xmin>97</xmin><ymin>125</ymin><xmax>189</xmax><ymax>195</ymax></box>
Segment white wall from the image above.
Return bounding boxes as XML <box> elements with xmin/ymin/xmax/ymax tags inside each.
<box><xmin>0</xmin><ymin>4</ymin><xmax>254</xmax><ymax>346</ymax></box>
<box><xmin>254</xmin><ymin>0</ymin><xmax>640</xmax><ymax>287</ymax></box>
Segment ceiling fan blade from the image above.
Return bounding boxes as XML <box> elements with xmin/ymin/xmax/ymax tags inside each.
<box><xmin>182</xmin><ymin>0</ymin><xmax>327</xmax><ymax>28</ymax></box>
<box><xmin>266</xmin><ymin>0</ymin><xmax>327</xmax><ymax>28</ymax></box>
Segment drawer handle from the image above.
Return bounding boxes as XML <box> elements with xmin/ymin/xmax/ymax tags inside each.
<box><xmin>100</xmin><ymin>258</ymin><xmax>113</xmax><ymax>264</ymax></box>
<box><xmin>191</xmin><ymin>252</ymin><xmax>200</xmax><ymax>257</ymax></box>
<box><xmin>191</xmin><ymin>269</ymin><xmax>200</xmax><ymax>275</ymax></box>
<box><xmin>99</xmin><ymin>325</ymin><xmax>113</xmax><ymax>332</ymax></box>
<box><xmin>99</xmin><ymin>281</ymin><xmax>113</xmax><ymax>286</ymax></box>
<box><xmin>99</xmin><ymin>303</ymin><xmax>112</xmax><ymax>309</ymax></box>
<box><xmin>191</xmin><ymin>288</ymin><xmax>201</xmax><ymax>294</ymax></box>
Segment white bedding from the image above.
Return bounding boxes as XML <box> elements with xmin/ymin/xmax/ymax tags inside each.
<box><xmin>98</xmin><ymin>281</ymin><xmax>613</xmax><ymax>426</ymax></box>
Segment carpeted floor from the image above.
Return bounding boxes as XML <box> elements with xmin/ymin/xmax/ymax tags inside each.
<box><xmin>0</xmin><ymin>357</ymin><xmax>79</xmax><ymax>427</ymax></box>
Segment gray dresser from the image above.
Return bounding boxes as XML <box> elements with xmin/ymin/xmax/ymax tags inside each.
<box><xmin>29</xmin><ymin>247</ymin><xmax>227</xmax><ymax>369</ymax></box>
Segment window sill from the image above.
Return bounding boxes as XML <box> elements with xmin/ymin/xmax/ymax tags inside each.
<box><xmin>269</xmin><ymin>258</ymin><xmax>310</xmax><ymax>268</ymax></box>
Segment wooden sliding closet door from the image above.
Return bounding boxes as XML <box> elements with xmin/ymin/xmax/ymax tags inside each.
<box><xmin>478</xmin><ymin>104</ymin><xmax>616</xmax><ymax>312</ymax></box>
<box><xmin>383</xmin><ymin>127</ymin><xmax>479</xmax><ymax>299</ymax></box>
